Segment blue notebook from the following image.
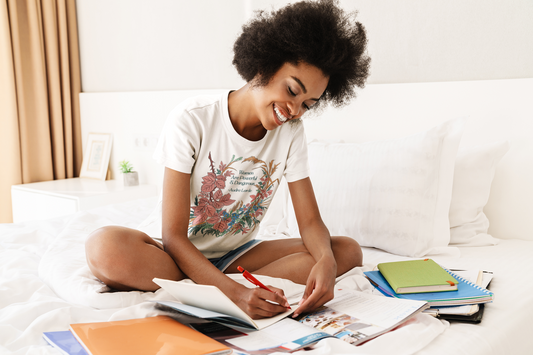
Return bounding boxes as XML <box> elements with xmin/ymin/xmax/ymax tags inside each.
<box><xmin>43</xmin><ymin>331</ymin><xmax>88</xmax><ymax>355</ymax></box>
<box><xmin>364</xmin><ymin>269</ymin><xmax>493</xmax><ymax>307</ymax></box>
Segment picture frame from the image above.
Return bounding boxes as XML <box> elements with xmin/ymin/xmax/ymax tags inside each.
<box><xmin>79</xmin><ymin>133</ymin><xmax>113</xmax><ymax>180</ymax></box>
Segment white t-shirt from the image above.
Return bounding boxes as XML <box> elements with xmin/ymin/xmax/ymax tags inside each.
<box><xmin>141</xmin><ymin>90</ymin><xmax>309</xmax><ymax>258</ymax></box>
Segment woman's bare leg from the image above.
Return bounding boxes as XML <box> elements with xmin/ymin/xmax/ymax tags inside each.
<box><xmin>225</xmin><ymin>236</ymin><xmax>363</xmax><ymax>284</ymax></box>
<box><xmin>85</xmin><ymin>226</ymin><xmax>185</xmax><ymax>291</ymax></box>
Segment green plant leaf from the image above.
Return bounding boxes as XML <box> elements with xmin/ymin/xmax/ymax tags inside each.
<box><xmin>118</xmin><ymin>159</ymin><xmax>133</xmax><ymax>173</ymax></box>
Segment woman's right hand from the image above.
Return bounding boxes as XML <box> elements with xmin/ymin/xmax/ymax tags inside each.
<box><xmin>233</xmin><ymin>285</ymin><xmax>291</xmax><ymax>319</ymax></box>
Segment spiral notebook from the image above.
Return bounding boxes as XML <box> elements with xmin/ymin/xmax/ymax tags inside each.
<box><xmin>364</xmin><ymin>268</ymin><xmax>493</xmax><ymax>307</ymax></box>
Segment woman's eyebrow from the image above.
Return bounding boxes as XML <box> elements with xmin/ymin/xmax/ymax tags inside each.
<box><xmin>291</xmin><ymin>76</ymin><xmax>320</xmax><ymax>101</ymax></box>
<box><xmin>291</xmin><ymin>76</ymin><xmax>307</xmax><ymax>93</ymax></box>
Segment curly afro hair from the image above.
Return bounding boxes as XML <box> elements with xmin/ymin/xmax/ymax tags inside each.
<box><xmin>232</xmin><ymin>0</ymin><xmax>370</xmax><ymax>109</ymax></box>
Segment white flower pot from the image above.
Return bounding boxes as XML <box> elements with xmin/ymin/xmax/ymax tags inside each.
<box><xmin>123</xmin><ymin>171</ymin><xmax>139</xmax><ymax>186</ymax></box>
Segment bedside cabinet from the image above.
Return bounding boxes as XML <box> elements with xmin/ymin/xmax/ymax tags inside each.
<box><xmin>11</xmin><ymin>178</ymin><xmax>158</xmax><ymax>223</ymax></box>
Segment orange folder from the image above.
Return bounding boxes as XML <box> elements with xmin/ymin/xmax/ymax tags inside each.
<box><xmin>70</xmin><ymin>315</ymin><xmax>232</xmax><ymax>355</ymax></box>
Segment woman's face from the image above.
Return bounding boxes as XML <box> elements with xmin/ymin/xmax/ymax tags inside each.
<box><xmin>252</xmin><ymin>62</ymin><xmax>329</xmax><ymax>131</ymax></box>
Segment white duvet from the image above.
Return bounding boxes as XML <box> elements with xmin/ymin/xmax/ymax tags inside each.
<box><xmin>1</xmin><ymin>197</ymin><xmax>531</xmax><ymax>354</ymax></box>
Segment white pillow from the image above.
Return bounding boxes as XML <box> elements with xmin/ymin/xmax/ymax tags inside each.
<box><xmin>449</xmin><ymin>141</ymin><xmax>509</xmax><ymax>246</ymax></box>
<box><xmin>287</xmin><ymin>119</ymin><xmax>464</xmax><ymax>257</ymax></box>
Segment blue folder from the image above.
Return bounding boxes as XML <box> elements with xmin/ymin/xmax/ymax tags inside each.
<box><xmin>43</xmin><ymin>331</ymin><xmax>88</xmax><ymax>355</ymax></box>
<box><xmin>364</xmin><ymin>269</ymin><xmax>493</xmax><ymax>307</ymax></box>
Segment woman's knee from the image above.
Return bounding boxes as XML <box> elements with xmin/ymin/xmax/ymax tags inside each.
<box><xmin>85</xmin><ymin>226</ymin><xmax>182</xmax><ymax>291</ymax></box>
<box><xmin>331</xmin><ymin>236</ymin><xmax>363</xmax><ymax>272</ymax></box>
<box><xmin>85</xmin><ymin>226</ymin><xmax>147</xmax><ymax>273</ymax></box>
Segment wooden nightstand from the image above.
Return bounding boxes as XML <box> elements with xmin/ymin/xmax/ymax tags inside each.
<box><xmin>11</xmin><ymin>178</ymin><xmax>158</xmax><ymax>223</ymax></box>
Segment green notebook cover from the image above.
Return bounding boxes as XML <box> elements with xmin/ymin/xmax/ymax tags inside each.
<box><xmin>377</xmin><ymin>259</ymin><xmax>459</xmax><ymax>294</ymax></box>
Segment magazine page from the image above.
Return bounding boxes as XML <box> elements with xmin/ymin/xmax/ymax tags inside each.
<box><xmin>195</xmin><ymin>320</ymin><xmax>329</xmax><ymax>354</ymax></box>
<box><xmin>225</xmin><ymin>318</ymin><xmax>330</xmax><ymax>352</ymax></box>
<box><xmin>296</xmin><ymin>289</ymin><xmax>428</xmax><ymax>345</ymax></box>
<box><xmin>223</xmin><ymin>289</ymin><xmax>428</xmax><ymax>351</ymax></box>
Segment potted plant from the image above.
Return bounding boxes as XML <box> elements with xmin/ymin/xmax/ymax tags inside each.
<box><xmin>119</xmin><ymin>160</ymin><xmax>139</xmax><ymax>186</ymax></box>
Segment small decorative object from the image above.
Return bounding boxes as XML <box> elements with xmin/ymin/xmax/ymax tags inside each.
<box><xmin>119</xmin><ymin>159</ymin><xmax>139</xmax><ymax>186</ymax></box>
<box><xmin>79</xmin><ymin>133</ymin><xmax>113</xmax><ymax>180</ymax></box>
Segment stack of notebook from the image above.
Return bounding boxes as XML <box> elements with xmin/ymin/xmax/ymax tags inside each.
<box><xmin>43</xmin><ymin>316</ymin><xmax>232</xmax><ymax>355</ymax></box>
<box><xmin>364</xmin><ymin>259</ymin><xmax>494</xmax><ymax>323</ymax></box>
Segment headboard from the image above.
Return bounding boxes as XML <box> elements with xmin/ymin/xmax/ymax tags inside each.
<box><xmin>79</xmin><ymin>78</ymin><xmax>533</xmax><ymax>241</ymax></box>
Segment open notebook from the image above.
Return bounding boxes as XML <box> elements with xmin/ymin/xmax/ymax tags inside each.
<box><xmin>153</xmin><ymin>278</ymin><xmax>296</xmax><ymax>330</ymax></box>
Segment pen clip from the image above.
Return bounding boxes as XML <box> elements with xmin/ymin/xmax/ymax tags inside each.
<box><xmin>243</xmin><ymin>273</ymin><xmax>259</xmax><ymax>286</ymax></box>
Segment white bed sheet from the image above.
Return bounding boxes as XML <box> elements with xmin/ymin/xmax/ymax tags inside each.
<box><xmin>0</xmin><ymin>197</ymin><xmax>531</xmax><ymax>355</ymax></box>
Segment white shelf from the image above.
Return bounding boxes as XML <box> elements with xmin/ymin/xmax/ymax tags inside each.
<box><xmin>11</xmin><ymin>178</ymin><xmax>158</xmax><ymax>223</ymax></box>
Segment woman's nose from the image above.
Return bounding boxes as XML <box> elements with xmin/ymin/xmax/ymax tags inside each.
<box><xmin>287</xmin><ymin>101</ymin><xmax>300</xmax><ymax>118</ymax></box>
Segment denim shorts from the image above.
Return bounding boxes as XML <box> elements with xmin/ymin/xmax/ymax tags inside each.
<box><xmin>208</xmin><ymin>239</ymin><xmax>263</xmax><ymax>272</ymax></box>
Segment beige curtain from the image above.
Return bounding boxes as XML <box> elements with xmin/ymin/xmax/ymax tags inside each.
<box><xmin>0</xmin><ymin>0</ymin><xmax>82</xmax><ymax>223</ymax></box>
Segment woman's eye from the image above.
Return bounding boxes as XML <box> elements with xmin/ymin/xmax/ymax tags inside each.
<box><xmin>288</xmin><ymin>86</ymin><xmax>311</xmax><ymax>110</ymax></box>
<box><xmin>288</xmin><ymin>87</ymin><xmax>296</xmax><ymax>96</ymax></box>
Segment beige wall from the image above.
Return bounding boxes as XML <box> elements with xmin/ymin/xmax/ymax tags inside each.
<box><xmin>76</xmin><ymin>0</ymin><xmax>533</xmax><ymax>92</ymax></box>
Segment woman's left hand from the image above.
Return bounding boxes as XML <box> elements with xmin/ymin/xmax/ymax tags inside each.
<box><xmin>292</xmin><ymin>255</ymin><xmax>337</xmax><ymax>318</ymax></box>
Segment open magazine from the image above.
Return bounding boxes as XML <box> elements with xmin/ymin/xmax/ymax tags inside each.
<box><xmin>214</xmin><ymin>289</ymin><xmax>429</xmax><ymax>353</ymax></box>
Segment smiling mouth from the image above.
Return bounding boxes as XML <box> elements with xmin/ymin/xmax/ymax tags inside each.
<box><xmin>274</xmin><ymin>105</ymin><xmax>289</xmax><ymax>124</ymax></box>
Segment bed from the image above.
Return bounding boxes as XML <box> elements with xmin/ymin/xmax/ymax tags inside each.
<box><xmin>1</xmin><ymin>78</ymin><xmax>533</xmax><ymax>354</ymax></box>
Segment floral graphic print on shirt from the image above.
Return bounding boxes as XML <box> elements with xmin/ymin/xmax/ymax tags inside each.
<box><xmin>189</xmin><ymin>152</ymin><xmax>280</xmax><ymax>238</ymax></box>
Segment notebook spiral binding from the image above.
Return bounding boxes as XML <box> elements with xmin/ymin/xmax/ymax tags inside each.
<box><xmin>443</xmin><ymin>268</ymin><xmax>493</xmax><ymax>296</ymax></box>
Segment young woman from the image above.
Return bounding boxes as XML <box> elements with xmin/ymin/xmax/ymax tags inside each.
<box><xmin>85</xmin><ymin>0</ymin><xmax>370</xmax><ymax>319</ymax></box>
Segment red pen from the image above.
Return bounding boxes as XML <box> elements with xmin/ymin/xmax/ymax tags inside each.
<box><xmin>237</xmin><ymin>266</ymin><xmax>291</xmax><ymax>309</ymax></box>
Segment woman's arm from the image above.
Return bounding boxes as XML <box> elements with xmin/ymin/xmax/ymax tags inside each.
<box><xmin>161</xmin><ymin>167</ymin><xmax>289</xmax><ymax>318</ymax></box>
<box><xmin>288</xmin><ymin>177</ymin><xmax>337</xmax><ymax>316</ymax></box>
